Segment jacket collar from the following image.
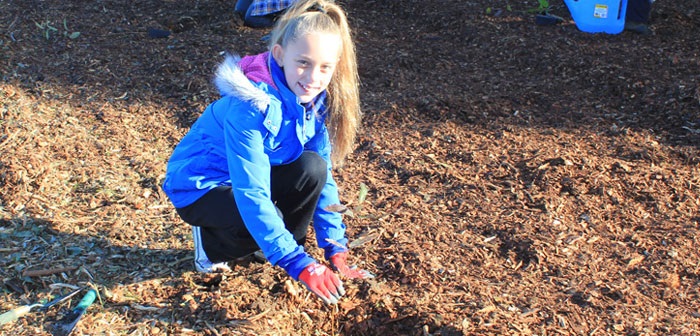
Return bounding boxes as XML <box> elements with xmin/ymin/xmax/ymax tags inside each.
<box><xmin>213</xmin><ymin>53</ymin><xmax>271</xmax><ymax>113</ymax></box>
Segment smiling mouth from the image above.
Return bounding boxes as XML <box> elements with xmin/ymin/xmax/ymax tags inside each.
<box><xmin>299</xmin><ymin>83</ymin><xmax>318</xmax><ymax>92</ymax></box>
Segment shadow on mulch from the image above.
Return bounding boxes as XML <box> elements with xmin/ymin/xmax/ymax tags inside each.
<box><xmin>1</xmin><ymin>215</ymin><xmax>198</xmax><ymax>322</ymax></box>
<box><xmin>2</xmin><ymin>217</ymin><xmax>191</xmax><ymax>287</ymax></box>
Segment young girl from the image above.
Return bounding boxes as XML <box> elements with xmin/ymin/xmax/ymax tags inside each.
<box><xmin>163</xmin><ymin>0</ymin><xmax>371</xmax><ymax>305</ymax></box>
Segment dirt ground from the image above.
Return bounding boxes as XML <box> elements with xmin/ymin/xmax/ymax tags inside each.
<box><xmin>1</xmin><ymin>0</ymin><xmax>699</xmax><ymax>335</ymax></box>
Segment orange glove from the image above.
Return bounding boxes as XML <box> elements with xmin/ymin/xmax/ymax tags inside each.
<box><xmin>329</xmin><ymin>252</ymin><xmax>375</xmax><ymax>279</ymax></box>
<box><xmin>298</xmin><ymin>263</ymin><xmax>345</xmax><ymax>304</ymax></box>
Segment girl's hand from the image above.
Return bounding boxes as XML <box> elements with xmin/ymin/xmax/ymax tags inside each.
<box><xmin>298</xmin><ymin>263</ymin><xmax>345</xmax><ymax>304</ymax></box>
<box><xmin>329</xmin><ymin>252</ymin><xmax>375</xmax><ymax>279</ymax></box>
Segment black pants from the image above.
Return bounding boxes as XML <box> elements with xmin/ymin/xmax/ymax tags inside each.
<box><xmin>176</xmin><ymin>151</ymin><xmax>327</xmax><ymax>263</ymax></box>
<box><xmin>626</xmin><ymin>0</ymin><xmax>651</xmax><ymax>23</ymax></box>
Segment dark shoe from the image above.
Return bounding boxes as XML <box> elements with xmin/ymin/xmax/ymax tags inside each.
<box><xmin>535</xmin><ymin>14</ymin><xmax>564</xmax><ymax>26</ymax></box>
<box><xmin>625</xmin><ymin>21</ymin><xmax>652</xmax><ymax>35</ymax></box>
<box><xmin>233</xmin><ymin>250</ymin><xmax>266</xmax><ymax>264</ymax></box>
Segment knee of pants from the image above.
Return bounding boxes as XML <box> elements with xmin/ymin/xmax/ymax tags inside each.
<box><xmin>297</xmin><ymin>151</ymin><xmax>328</xmax><ymax>184</ymax></box>
<box><xmin>273</xmin><ymin>151</ymin><xmax>328</xmax><ymax>191</ymax></box>
<box><xmin>271</xmin><ymin>151</ymin><xmax>327</xmax><ymax>199</ymax></box>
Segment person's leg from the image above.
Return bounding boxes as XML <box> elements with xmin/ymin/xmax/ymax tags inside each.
<box><xmin>626</xmin><ymin>0</ymin><xmax>652</xmax><ymax>23</ymax></box>
<box><xmin>625</xmin><ymin>0</ymin><xmax>652</xmax><ymax>34</ymax></box>
<box><xmin>177</xmin><ymin>186</ymin><xmax>260</xmax><ymax>268</ymax></box>
<box><xmin>176</xmin><ymin>151</ymin><xmax>325</xmax><ymax>271</ymax></box>
<box><xmin>244</xmin><ymin>6</ymin><xmax>288</xmax><ymax>28</ymax></box>
<box><xmin>270</xmin><ymin>151</ymin><xmax>327</xmax><ymax>245</ymax></box>
<box><xmin>190</xmin><ymin>225</ymin><xmax>231</xmax><ymax>272</ymax></box>
<box><xmin>234</xmin><ymin>0</ymin><xmax>254</xmax><ymax>16</ymax></box>
<box><xmin>243</xmin><ymin>12</ymin><xmax>277</xmax><ymax>28</ymax></box>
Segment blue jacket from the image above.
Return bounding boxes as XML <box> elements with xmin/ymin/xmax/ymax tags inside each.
<box><xmin>163</xmin><ymin>53</ymin><xmax>348</xmax><ymax>279</ymax></box>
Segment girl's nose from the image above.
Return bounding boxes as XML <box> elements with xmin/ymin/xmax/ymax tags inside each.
<box><xmin>307</xmin><ymin>66</ymin><xmax>322</xmax><ymax>82</ymax></box>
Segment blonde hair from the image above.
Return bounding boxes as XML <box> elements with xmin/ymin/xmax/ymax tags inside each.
<box><xmin>269</xmin><ymin>0</ymin><xmax>360</xmax><ymax>166</ymax></box>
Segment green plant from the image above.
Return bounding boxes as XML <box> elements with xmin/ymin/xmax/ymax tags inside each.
<box><xmin>34</xmin><ymin>19</ymin><xmax>80</xmax><ymax>40</ymax></box>
<box><xmin>533</xmin><ymin>0</ymin><xmax>552</xmax><ymax>14</ymax></box>
<box><xmin>323</xmin><ymin>182</ymin><xmax>369</xmax><ymax>218</ymax></box>
<box><xmin>34</xmin><ymin>20</ymin><xmax>58</xmax><ymax>40</ymax></box>
<box><xmin>485</xmin><ymin>1</ymin><xmax>512</xmax><ymax>15</ymax></box>
<box><xmin>63</xmin><ymin>19</ymin><xmax>81</xmax><ymax>39</ymax></box>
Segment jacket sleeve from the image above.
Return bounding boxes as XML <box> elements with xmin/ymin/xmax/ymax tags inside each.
<box><xmin>224</xmin><ymin>100</ymin><xmax>315</xmax><ymax>279</ymax></box>
<box><xmin>304</xmin><ymin>123</ymin><xmax>349</xmax><ymax>260</ymax></box>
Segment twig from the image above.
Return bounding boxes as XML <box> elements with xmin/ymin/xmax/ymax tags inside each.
<box><xmin>165</xmin><ymin>255</ymin><xmax>193</xmax><ymax>267</ymax></box>
<box><xmin>246</xmin><ymin>308</ymin><xmax>270</xmax><ymax>322</ymax></box>
<box><xmin>0</xmin><ymin>130</ymin><xmax>20</xmax><ymax>150</ymax></box>
<box><xmin>204</xmin><ymin>321</ymin><xmax>221</xmax><ymax>336</ymax></box>
<box><xmin>331</xmin><ymin>304</ymin><xmax>338</xmax><ymax>335</ymax></box>
<box><xmin>23</xmin><ymin>266</ymin><xmax>77</xmax><ymax>277</ymax></box>
<box><xmin>384</xmin><ymin>314</ymin><xmax>413</xmax><ymax>324</ymax></box>
<box><xmin>48</xmin><ymin>283</ymin><xmax>82</xmax><ymax>290</ymax></box>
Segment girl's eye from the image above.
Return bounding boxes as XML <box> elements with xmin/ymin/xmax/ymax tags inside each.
<box><xmin>297</xmin><ymin>60</ymin><xmax>309</xmax><ymax>67</ymax></box>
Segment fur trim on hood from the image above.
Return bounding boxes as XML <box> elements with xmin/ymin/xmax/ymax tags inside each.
<box><xmin>213</xmin><ymin>54</ymin><xmax>271</xmax><ymax>113</ymax></box>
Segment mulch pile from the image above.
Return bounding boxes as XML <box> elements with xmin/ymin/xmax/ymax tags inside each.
<box><xmin>1</xmin><ymin>0</ymin><xmax>698</xmax><ymax>335</ymax></box>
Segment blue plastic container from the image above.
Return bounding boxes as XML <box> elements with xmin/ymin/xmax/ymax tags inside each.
<box><xmin>564</xmin><ymin>0</ymin><xmax>628</xmax><ymax>34</ymax></box>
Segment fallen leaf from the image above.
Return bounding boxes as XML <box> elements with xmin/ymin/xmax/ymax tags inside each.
<box><xmin>348</xmin><ymin>231</ymin><xmax>380</xmax><ymax>249</ymax></box>
<box><xmin>325</xmin><ymin>238</ymin><xmax>346</xmax><ymax>249</ymax></box>
<box><xmin>358</xmin><ymin>183</ymin><xmax>369</xmax><ymax>204</ymax></box>
<box><xmin>324</xmin><ymin>203</ymin><xmax>348</xmax><ymax>213</ymax></box>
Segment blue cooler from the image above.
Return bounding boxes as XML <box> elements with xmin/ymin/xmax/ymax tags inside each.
<box><xmin>564</xmin><ymin>0</ymin><xmax>628</xmax><ymax>34</ymax></box>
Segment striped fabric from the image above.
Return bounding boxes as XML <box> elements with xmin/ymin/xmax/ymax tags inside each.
<box><xmin>249</xmin><ymin>0</ymin><xmax>296</xmax><ymax>16</ymax></box>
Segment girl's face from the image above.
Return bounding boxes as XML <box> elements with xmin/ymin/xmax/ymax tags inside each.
<box><xmin>272</xmin><ymin>32</ymin><xmax>341</xmax><ymax>103</ymax></box>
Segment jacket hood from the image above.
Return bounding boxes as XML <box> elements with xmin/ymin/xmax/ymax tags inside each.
<box><xmin>213</xmin><ymin>53</ymin><xmax>272</xmax><ymax>113</ymax></box>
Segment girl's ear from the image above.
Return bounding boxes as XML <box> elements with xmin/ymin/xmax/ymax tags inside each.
<box><xmin>271</xmin><ymin>44</ymin><xmax>284</xmax><ymax>66</ymax></box>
